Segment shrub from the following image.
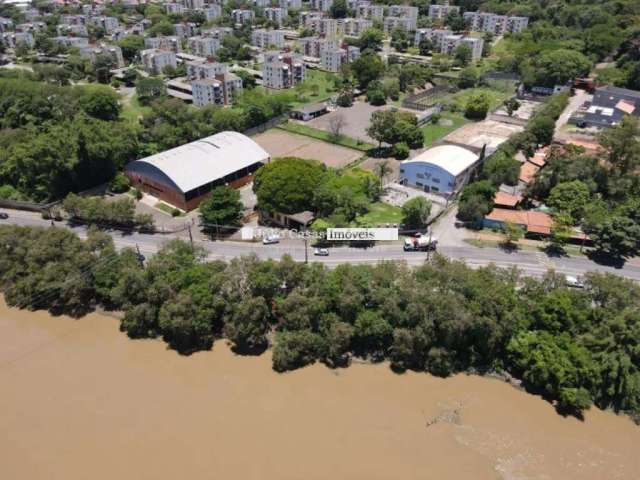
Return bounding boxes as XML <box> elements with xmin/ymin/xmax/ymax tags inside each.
<box><xmin>109</xmin><ymin>172</ymin><xmax>130</xmax><ymax>193</ymax></box>
<box><xmin>393</xmin><ymin>142</ymin><xmax>410</xmax><ymax>159</ymax></box>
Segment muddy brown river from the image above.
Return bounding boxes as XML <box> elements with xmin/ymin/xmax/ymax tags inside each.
<box><xmin>1</xmin><ymin>297</ymin><xmax>639</xmax><ymax>480</ymax></box>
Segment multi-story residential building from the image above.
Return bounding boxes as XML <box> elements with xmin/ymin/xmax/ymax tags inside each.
<box><xmin>383</xmin><ymin>16</ymin><xmax>417</xmax><ymax>34</ymax></box>
<box><xmin>82</xmin><ymin>4</ymin><xmax>105</xmax><ymax>15</ymax></box>
<box><xmin>186</xmin><ymin>59</ymin><xmax>228</xmax><ymax>80</ymax></box>
<box><xmin>165</xmin><ymin>3</ymin><xmax>186</xmax><ymax>14</ymax></box>
<box><xmin>192</xmin><ymin>72</ymin><xmax>243</xmax><ymax>106</ymax></box>
<box><xmin>22</xmin><ymin>8</ymin><xmax>40</xmax><ymax>22</ymax></box>
<box><xmin>60</xmin><ymin>15</ymin><xmax>86</xmax><ymax>26</ymax></box>
<box><xmin>174</xmin><ymin>22</ymin><xmax>197</xmax><ymax>38</ymax></box>
<box><xmin>428</xmin><ymin>1</ymin><xmax>459</xmax><ymax>20</ymax></box>
<box><xmin>183</xmin><ymin>0</ymin><xmax>205</xmax><ymax>9</ymax></box>
<box><xmin>463</xmin><ymin>12</ymin><xmax>529</xmax><ymax>34</ymax></box>
<box><xmin>355</xmin><ymin>3</ymin><xmax>384</xmax><ymax>20</ymax></box>
<box><xmin>262</xmin><ymin>51</ymin><xmax>305</xmax><ymax>89</ymax></box>
<box><xmin>1</xmin><ymin>31</ymin><xmax>35</xmax><ymax>48</ymax></box>
<box><xmin>145</xmin><ymin>36</ymin><xmax>182</xmax><ymax>53</ymax></box>
<box><xmin>342</xmin><ymin>18</ymin><xmax>373</xmax><ymax>37</ymax></box>
<box><xmin>16</xmin><ymin>22</ymin><xmax>47</xmax><ymax>34</ymax></box>
<box><xmin>141</xmin><ymin>48</ymin><xmax>177</xmax><ymax>74</ymax></box>
<box><xmin>52</xmin><ymin>35</ymin><xmax>89</xmax><ymax>48</ymax></box>
<box><xmin>441</xmin><ymin>35</ymin><xmax>483</xmax><ymax>61</ymax></box>
<box><xmin>388</xmin><ymin>5</ymin><xmax>419</xmax><ymax>21</ymax></box>
<box><xmin>87</xmin><ymin>16</ymin><xmax>120</xmax><ymax>33</ymax></box>
<box><xmin>311</xmin><ymin>0</ymin><xmax>333</xmax><ymax>12</ymax></box>
<box><xmin>300</xmin><ymin>11</ymin><xmax>325</xmax><ymax>27</ymax></box>
<box><xmin>202</xmin><ymin>27</ymin><xmax>234</xmax><ymax>40</ymax></box>
<box><xmin>309</xmin><ymin>18</ymin><xmax>340</xmax><ymax>37</ymax></box>
<box><xmin>80</xmin><ymin>43</ymin><xmax>125</xmax><ymax>68</ymax></box>
<box><xmin>198</xmin><ymin>5</ymin><xmax>222</xmax><ymax>21</ymax></box>
<box><xmin>188</xmin><ymin>36</ymin><xmax>220</xmax><ymax>57</ymax></box>
<box><xmin>299</xmin><ymin>36</ymin><xmax>338</xmax><ymax>58</ymax></box>
<box><xmin>414</xmin><ymin>28</ymin><xmax>453</xmax><ymax>50</ymax></box>
<box><xmin>264</xmin><ymin>7</ymin><xmax>287</xmax><ymax>27</ymax></box>
<box><xmin>253</xmin><ymin>0</ymin><xmax>271</xmax><ymax>7</ymax></box>
<box><xmin>231</xmin><ymin>9</ymin><xmax>255</xmax><ymax>25</ymax></box>
<box><xmin>0</xmin><ymin>17</ymin><xmax>13</xmax><ymax>33</ymax></box>
<box><xmin>320</xmin><ymin>45</ymin><xmax>360</xmax><ymax>72</ymax></box>
<box><xmin>56</xmin><ymin>24</ymin><xmax>89</xmax><ymax>36</ymax></box>
<box><xmin>280</xmin><ymin>0</ymin><xmax>302</xmax><ymax>9</ymax></box>
<box><xmin>251</xmin><ymin>29</ymin><xmax>285</xmax><ymax>49</ymax></box>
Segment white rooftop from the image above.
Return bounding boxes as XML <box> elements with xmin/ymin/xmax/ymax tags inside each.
<box><xmin>402</xmin><ymin>145</ymin><xmax>478</xmax><ymax>176</ymax></box>
<box><xmin>126</xmin><ymin>131</ymin><xmax>270</xmax><ymax>193</ymax></box>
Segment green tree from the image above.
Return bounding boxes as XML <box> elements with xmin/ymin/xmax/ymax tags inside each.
<box><xmin>527</xmin><ymin>115</ymin><xmax>556</xmax><ymax>146</ymax></box>
<box><xmin>454</xmin><ymin>43</ymin><xmax>472</xmax><ymax>67</ymax></box>
<box><xmin>136</xmin><ymin>76</ymin><xmax>166</xmax><ymax>104</ymax></box>
<box><xmin>598</xmin><ymin>115</ymin><xmax>640</xmax><ymax>175</ymax></box>
<box><xmin>464</xmin><ymin>92</ymin><xmax>490</xmax><ymax>119</ymax></box>
<box><xmin>351</xmin><ymin>52</ymin><xmax>384</xmax><ymax>88</ymax></box>
<box><xmin>353</xmin><ymin>310</ymin><xmax>393</xmax><ymax>358</ymax></box>
<box><xmin>402</xmin><ymin>197</ymin><xmax>432</xmax><ymax>230</ymax></box>
<box><xmin>547</xmin><ymin>180</ymin><xmax>590</xmax><ymax>222</ymax></box>
<box><xmin>329</xmin><ymin>0</ymin><xmax>348</xmax><ymax>18</ymax></box>
<box><xmin>118</xmin><ymin>35</ymin><xmax>145</xmax><ymax>62</ymax></box>
<box><xmin>225</xmin><ymin>296</ymin><xmax>271</xmax><ymax>354</ymax></box>
<box><xmin>501</xmin><ymin>221</ymin><xmax>525</xmax><ymax>248</ymax></box>
<box><xmin>481</xmin><ymin>151</ymin><xmax>520</xmax><ymax>186</ymax></box>
<box><xmin>272</xmin><ymin>330</ymin><xmax>324</xmax><ymax>372</ymax></box>
<box><xmin>504</xmin><ymin>98</ymin><xmax>521</xmax><ymax>117</ymax></box>
<box><xmin>199</xmin><ymin>186</ymin><xmax>244</xmax><ymax>233</ymax></box>
<box><xmin>358</xmin><ymin>28</ymin><xmax>383</xmax><ymax>52</ymax></box>
<box><xmin>79</xmin><ymin>88</ymin><xmax>121</xmax><ymax>121</ymax></box>
<box><xmin>457</xmin><ymin>67</ymin><xmax>479</xmax><ymax>89</ymax></box>
<box><xmin>547</xmin><ymin>213</ymin><xmax>573</xmax><ymax>253</ymax></box>
<box><xmin>532</xmin><ymin>49</ymin><xmax>592</xmax><ymax>87</ymax></box>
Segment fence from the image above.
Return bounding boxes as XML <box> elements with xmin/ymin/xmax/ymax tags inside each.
<box><xmin>402</xmin><ymin>85</ymin><xmax>452</xmax><ymax>111</ymax></box>
<box><xmin>243</xmin><ymin>114</ymin><xmax>288</xmax><ymax>137</ymax></box>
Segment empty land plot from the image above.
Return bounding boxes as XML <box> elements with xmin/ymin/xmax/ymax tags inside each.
<box><xmin>253</xmin><ymin>129</ymin><xmax>362</xmax><ymax>168</ymax></box>
<box><xmin>443</xmin><ymin>119</ymin><xmax>524</xmax><ymax>151</ymax></box>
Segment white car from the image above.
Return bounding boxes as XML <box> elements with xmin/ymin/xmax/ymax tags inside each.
<box><xmin>262</xmin><ymin>235</ymin><xmax>280</xmax><ymax>245</ymax></box>
<box><xmin>314</xmin><ymin>248</ymin><xmax>329</xmax><ymax>256</ymax></box>
<box><xmin>565</xmin><ymin>275</ymin><xmax>585</xmax><ymax>288</ymax></box>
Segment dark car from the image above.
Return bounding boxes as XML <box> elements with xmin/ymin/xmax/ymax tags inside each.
<box><xmin>0</xmin><ymin>212</ymin><xmax>9</xmax><ymax>220</ymax></box>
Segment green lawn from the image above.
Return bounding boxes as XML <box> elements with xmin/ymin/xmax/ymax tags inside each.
<box><xmin>421</xmin><ymin>111</ymin><xmax>469</xmax><ymax>146</ymax></box>
<box><xmin>155</xmin><ymin>201</ymin><xmax>183</xmax><ymax>216</ymax></box>
<box><xmin>355</xmin><ymin>202</ymin><xmax>403</xmax><ymax>226</ymax></box>
<box><xmin>120</xmin><ymin>92</ymin><xmax>151</xmax><ymax>124</ymax></box>
<box><xmin>289</xmin><ymin>69</ymin><xmax>339</xmax><ymax>108</ymax></box>
<box><xmin>446</xmin><ymin>87</ymin><xmax>513</xmax><ymax>112</ymax></box>
<box><xmin>278</xmin><ymin>121</ymin><xmax>376</xmax><ymax>152</ymax></box>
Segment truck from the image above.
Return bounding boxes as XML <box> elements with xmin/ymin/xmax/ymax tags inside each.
<box><xmin>403</xmin><ymin>236</ymin><xmax>437</xmax><ymax>252</ymax></box>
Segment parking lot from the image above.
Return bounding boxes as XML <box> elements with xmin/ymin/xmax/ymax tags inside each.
<box><xmin>253</xmin><ymin>129</ymin><xmax>363</xmax><ymax>168</ymax></box>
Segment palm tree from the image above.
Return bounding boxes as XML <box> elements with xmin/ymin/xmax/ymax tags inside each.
<box><xmin>375</xmin><ymin>160</ymin><xmax>392</xmax><ymax>189</ymax></box>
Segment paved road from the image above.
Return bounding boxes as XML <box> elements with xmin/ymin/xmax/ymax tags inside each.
<box><xmin>3</xmin><ymin>209</ymin><xmax>640</xmax><ymax>282</ymax></box>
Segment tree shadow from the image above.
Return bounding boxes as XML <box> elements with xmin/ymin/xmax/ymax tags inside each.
<box><xmin>498</xmin><ymin>241</ymin><xmax>519</xmax><ymax>253</ymax></box>
<box><xmin>586</xmin><ymin>250</ymin><xmax>626</xmax><ymax>269</ymax></box>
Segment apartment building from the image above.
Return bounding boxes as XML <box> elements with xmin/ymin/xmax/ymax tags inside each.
<box><xmin>145</xmin><ymin>36</ymin><xmax>182</xmax><ymax>53</ymax></box>
<box><xmin>16</xmin><ymin>22</ymin><xmax>47</xmax><ymax>34</ymax></box>
<box><xmin>82</xmin><ymin>4</ymin><xmax>105</xmax><ymax>15</ymax></box>
<box><xmin>56</xmin><ymin>24</ymin><xmax>89</xmax><ymax>36</ymax></box>
<box><xmin>0</xmin><ymin>17</ymin><xmax>13</xmax><ymax>33</ymax></box>
<box><xmin>52</xmin><ymin>35</ymin><xmax>89</xmax><ymax>48</ymax></box>
<box><xmin>251</xmin><ymin>29</ymin><xmax>285</xmax><ymax>49</ymax></box>
<box><xmin>463</xmin><ymin>12</ymin><xmax>529</xmax><ymax>34</ymax></box>
<box><xmin>428</xmin><ymin>1</ymin><xmax>459</xmax><ymax>19</ymax></box>
<box><xmin>441</xmin><ymin>35</ymin><xmax>483</xmax><ymax>61</ymax></box>
<box><xmin>308</xmin><ymin>18</ymin><xmax>341</xmax><ymax>37</ymax></box>
<box><xmin>186</xmin><ymin>59</ymin><xmax>228</xmax><ymax>80</ymax></box>
<box><xmin>299</xmin><ymin>36</ymin><xmax>338</xmax><ymax>58</ymax></box>
<box><xmin>198</xmin><ymin>5</ymin><xmax>222</xmax><ymax>21</ymax></box>
<box><xmin>183</xmin><ymin>0</ymin><xmax>205</xmax><ymax>9</ymax></box>
<box><xmin>388</xmin><ymin>5</ymin><xmax>419</xmax><ymax>20</ymax></box>
<box><xmin>188</xmin><ymin>36</ymin><xmax>220</xmax><ymax>57</ymax></box>
<box><xmin>192</xmin><ymin>72</ymin><xmax>243</xmax><ymax>106</ymax></box>
<box><xmin>264</xmin><ymin>7</ymin><xmax>287</xmax><ymax>27</ymax></box>
<box><xmin>414</xmin><ymin>28</ymin><xmax>453</xmax><ymax>50</ymax></box>
<box><xmin>383</xmin><ymin>16</ymin><xmax>417</xmax><ymax>33</ymax></box>
<box><xmin>355</xmin><ymin>3</ymin><xmax>384</xmax><ymax>19</ymax></box>
<box><xmin>253</xmin><ymin>0</ymin><xmax>271</xmax><ymax>7</ymax></box>
<box><xmin>60</xmin><ymin>14</ymin><xmax>86</xmax><ymax>26</ymax></box>
<box><xmin>280</xmin><ymin>0</ymin><xmax>302</xmax><ymax>9</ymax></box>
<box><xmin>1</xmin><ymin>31</ymin><xmax>34</xmax><ymax>48</ymax></box>
<box><xmin>202</xmin><ymin>27</ymin><xmax>234</xmax><ymax>40</ymax></box>
<box><xmin>320</xmin><ymin>45</ymin><xmax>360</xmax><ymax>72</ymax></box>
<box><xmin>342</xmin><ymin>18</ymin><xmax>373</xmax><ymax>37</ymax></box>
<box><xmin>174</xmin><ymin>22</ymin><xmax>197</xmax><ymax>38</ymax></box>
<box><xmin>165</xmin><ymin>3</ymin><xmax>185</xmax><ymax>14</ymax></box>
<box><xmin>231</xmin><ymin>9</ymin><xmax>255</xmax><ymax>25</ymax></box>
<box><xmin>80</xmin><ymin>43</ymin><xmax>124</xmax><ymax>68</ymax></box>
<box><xmin>87</xmin><ymin>16</ymin><xmax>120</xmax><ymax>33</ymax></box>
<box><xmin>141</xmin><ymin>48</ymin><xmax>177</xmax><ymax>74</ymax></box>
<box><xmin>262</xmin><ymin>51</ymin><xmax>305</xmax><ymax>89</ymax></box>
<box><xmin>300</xmin><ymin>11</ymin><xmax>325</xmax><ymax>27</ymax></box>
<box><xmin>311</xmin><ymin>0</ymin><xmax>333</xmax><ymax>12</ymax></box>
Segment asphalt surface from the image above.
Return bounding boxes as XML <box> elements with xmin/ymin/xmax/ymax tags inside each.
<box><xmin>3</xmin><ymin>209</ymin><xmax>640</xmax><ymax>282</ymax></box>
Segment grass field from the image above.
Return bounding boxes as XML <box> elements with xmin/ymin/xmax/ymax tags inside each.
<box><xmin>421</xmin><ymin>111</ymin><xmax>469</xmax><ymax>147</ymax></box>
<box><xmin>278</xmin><ymin>121</ymin><xmax>376</xmax><ymax>152</ymax></box>
<box><xmin>446</xmin><ymin>87</ymin><xmax>513</xmax><ymax>112</ymax></box>
<box><xmin>356</xmin><ymin>202</ymin><xmax>403</xmax><ymax>226</ymax></box>
<box><xmin>289</xmin><ymin>70</ymin><xmax>339</xmax><ymax>108</ymax></box>
<box><xmin>121</xmin><ymin>93</ymin><xmax>151</xmax><ymax>123</ymax></box>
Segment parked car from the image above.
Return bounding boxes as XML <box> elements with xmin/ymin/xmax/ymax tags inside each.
<box><xmin>0</xmin><ymin>212</ymin><xmax>8</xmax><ymax>220</ymax></box>
<box><xmin>404</xmin><ymin>236</ymin><xmax>437</xmax><ymax>252</ymax></box>
<box><xmin>314</xmin><ymin>248</ymin><xmax>329</xmax><ymax>256</ymax></box>
<box><xmin>565</xmin><ymin>275</ymin><xmax>585</xmax><ymax>288</ymax></box>
<box><xmin>262</xmin><ymin>234</ymin><xmax>280</xmax><ymax>245</ymax></box>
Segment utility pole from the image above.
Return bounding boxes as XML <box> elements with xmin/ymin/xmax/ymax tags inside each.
<box><xmin>135</xmin><ymin>243</ymin><xmax>144</xmax><ymax>267</ymax></box>
<box><xmin>187</xmin><ymin>224</ymin><xmax>194</xmax><ymax>251</ymax></box>
<box><xmin>304</xmin><ymin>231</ymin><xmax>309</xmax><ymax>264</ymax></box>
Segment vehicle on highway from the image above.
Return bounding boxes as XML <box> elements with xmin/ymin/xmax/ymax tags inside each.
<box><xmin>262</xmin><ymin>234</ymin><xmax>280</xmax><ymax>245</ymax></box>
<box><xmin>314</xmin><ymin>248</ymin><xmax>329</xmax><ymax>256</ymax></box>
<box><xmin>565</xmin><ymin>275</ymin><xmax>585</xmax><ymax>288</ymax></box>
<box><xmin>0</xmin><ymin>212</ymin><xmax>9</xmax><ymax>220</ymax></box>
<box><xmin>404</xmin><ymin>236</ymin><xmax>437</xmax><ymax>252</ymax></box>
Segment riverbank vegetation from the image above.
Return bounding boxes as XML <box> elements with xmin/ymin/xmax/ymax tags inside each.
<box><xmin>1</xmin><ymin>224</ymin><xmax>639</xmax><ymax>421</ymax></box>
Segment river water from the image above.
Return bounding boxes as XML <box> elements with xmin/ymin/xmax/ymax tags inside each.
<box><xmin>1</xmin><ymin>297</ymin><xmax>639</xmax><ymax>480</ymax></box>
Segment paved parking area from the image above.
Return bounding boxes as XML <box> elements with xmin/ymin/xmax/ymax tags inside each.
<box><xmin>443</xmin><ymin>119</ymin><xmax>524</xmax><ymax>151</ymax></box>
<box><xmin>253</xmin><ymin>129</ymin><xmax>362</xmax><ymax>168</ymax></box>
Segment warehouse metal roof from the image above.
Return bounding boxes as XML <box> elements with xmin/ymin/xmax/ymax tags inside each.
<box><xmin>401</xmin><ymin>145</ymin><xmax>478</xmax><ymax>176</ymax></box>
<box><xmin>126</xmin><ymin>131</ymin><xmax>270</xmax><ymax>193</ymax></box>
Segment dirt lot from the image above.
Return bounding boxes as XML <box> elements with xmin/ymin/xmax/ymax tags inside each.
<box><xmin>253</xmin><ymin>129</ymin><xmax>363</xmax><ymax>168</ymax></box>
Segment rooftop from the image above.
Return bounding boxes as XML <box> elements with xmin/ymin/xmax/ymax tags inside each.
<box><xmin>402</xmin><ymin>145</ymin><xmax>478</xmax><ymax>176</ymax></box>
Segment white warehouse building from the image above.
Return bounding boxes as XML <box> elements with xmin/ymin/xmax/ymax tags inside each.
<box><xmin>399</xmin><ymin>145</ymin><xmax>480</xmax><ymax>195</ymax></box>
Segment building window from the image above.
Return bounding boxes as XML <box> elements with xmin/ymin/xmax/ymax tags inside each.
<box><xmin>432</xmin><ymin>177</ymin><xmax>440</xmax><ymax>184</ymax></box>
<box><xmin>416</xmin><ymin>181</ymin><xmax>423</xmax><ymax>187</ymax></box>
<box><xmin>432</xmin><ymin>186</ymin><xmax>439</xmax><ymax>192</ymax></box>
<box><xmin>416</xmin><ymin>173</ymin><xmax>424</xmax><ymax>179</ymax></box>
